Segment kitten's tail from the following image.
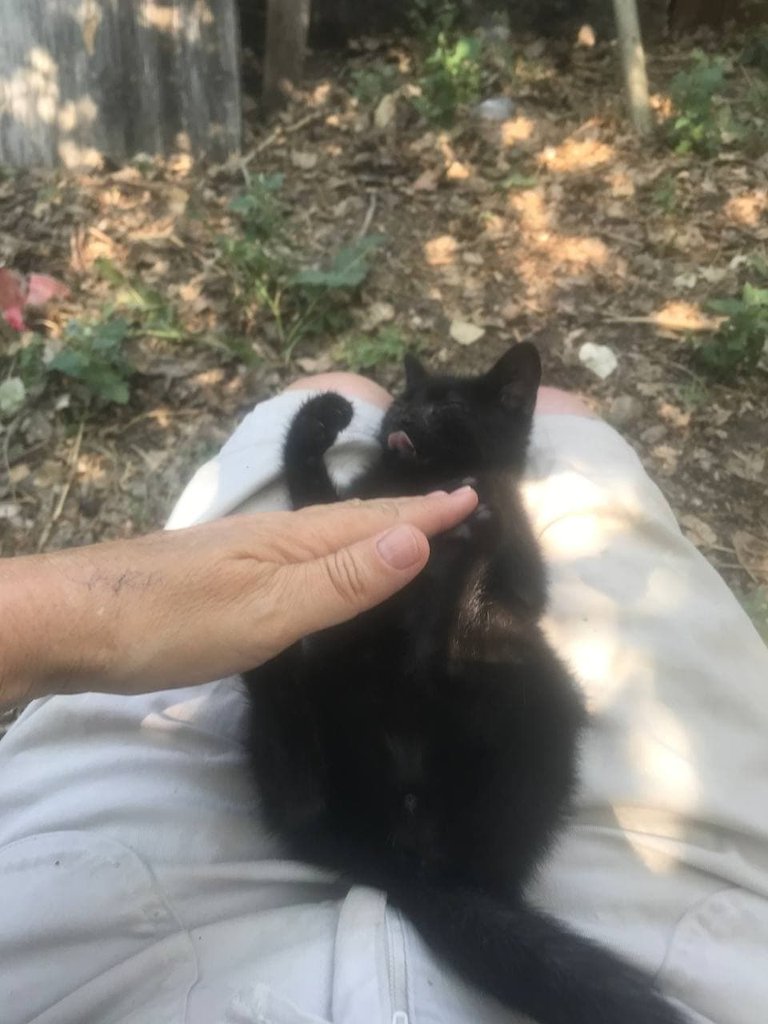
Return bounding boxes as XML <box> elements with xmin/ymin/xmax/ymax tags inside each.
<box><xmin>385</xmin><ymin>876</ymin><xmax>687</xmax><ymax>1024</ymax></box>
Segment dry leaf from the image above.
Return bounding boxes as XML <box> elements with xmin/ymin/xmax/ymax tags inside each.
<box><xmin>726</xmin><ymin>452</ymin><xmax>765</xmax><ymax>483</ymax></box>
<box><xmin>681</xmin><ymin>514</ymin><xmax>717</xmax><ymax>549</ymax></box>
<box><xmin>733</xmin><ymin>531</ymin><xmax>768</xmax><ymax>585</ymax></box>
<box><xmin>374</xmin><ymin>93</ymin><xmax>397</xmax><ymax>130</ymax></box>
<box><xmin>413</xmin><ymin>169</ymin><xmax>441</xmax><ymax>192</ymax></box>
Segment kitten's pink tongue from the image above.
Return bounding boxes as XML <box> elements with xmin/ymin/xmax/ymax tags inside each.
<box><xmin>387</xmin><ymin>430</ymin><xmax>416</xmax><ymax>455</ymax></box>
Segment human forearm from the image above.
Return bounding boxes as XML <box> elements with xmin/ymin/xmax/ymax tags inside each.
<box><xmin>0</xmin><ymin>490</ymin><xmax>477</xmax><ymax>706</ymax></box>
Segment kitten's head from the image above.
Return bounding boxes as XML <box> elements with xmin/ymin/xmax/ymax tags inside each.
<box><xmin>380</xmin><ymin>342</ymin><xmax>541</xmax><ymax>478</ymax></box>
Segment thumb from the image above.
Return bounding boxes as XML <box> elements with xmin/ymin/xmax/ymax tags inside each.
<box><xmin>278</xmin><ymin>524</ymin><xmax>429</xmax><ymax>642</ymax></box>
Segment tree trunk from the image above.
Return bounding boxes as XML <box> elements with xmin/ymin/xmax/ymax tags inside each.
<box><xmin>611</xmin><ymin>0</ymin><xmax>653</xmax><ymax>135</ymax></box>
<box><xmin>0</xmin><ymin>0</ymin><xmax>241</xmax><ymax>169</ymax></box>
<box><xmin>262</xmin><ymin>0</ymin><xmax>311</xmax><ymax>114</ymax></box>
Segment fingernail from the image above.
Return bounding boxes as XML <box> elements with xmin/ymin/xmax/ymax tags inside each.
<box><xmin>451</xmin><ymin>485</ymin><xmax>476</xmax><ymax>498</ymax></box>
<box><xmin>376</xmin><ymin>525</ymin><xmax>422</xmax><ymax>570</ymax></box>
<box><xmin>426</xmin><ymin>489</ymin><xmax>448</xmax><ymax>498</ymax></box>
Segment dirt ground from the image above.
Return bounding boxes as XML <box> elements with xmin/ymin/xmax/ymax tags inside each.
<box><xmin>1</xmin><ymin>29</ymin><xmax>767</xmax><ymax>663</ymax></box>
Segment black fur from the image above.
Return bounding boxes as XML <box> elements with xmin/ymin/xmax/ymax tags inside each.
<box><xmin>243</xmin><ymin>343</ymin><xmax>687</xmax><ymax>1024</ymax></box>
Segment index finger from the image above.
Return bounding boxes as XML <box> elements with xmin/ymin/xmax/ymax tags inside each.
<box><xmin>255</xmin><ymin>488</ymin><xmax>478</xmax><ymax>563</ymax></box>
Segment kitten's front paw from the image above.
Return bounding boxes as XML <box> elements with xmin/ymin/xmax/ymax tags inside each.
<box><xmin>289</xmin><ymin>393</ymin><xmax>354</xmax><ymax>455</ymax></box>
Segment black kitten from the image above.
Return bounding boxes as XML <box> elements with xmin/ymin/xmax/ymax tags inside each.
<box><xmin>243</xmin><ymin>343</ymin><xmax>687</xmax><ymax>1024</ymax></box>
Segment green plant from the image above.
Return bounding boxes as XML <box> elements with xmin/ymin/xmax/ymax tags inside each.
<box><xmin>286</xmin><ymin>236</ymin><xmax>386</xmax><ymax>354</ymax></box>
<box><xmin>742</xmin><ymin>25</ymin><xmax>768</xmax><ymax>74</ymax></box>
<box><xmin>94</xmin><ymin>258</ymin><xmax>181</xmax><ymax>338</ymax></box>
<box><xmin>415</xmin><ymin>31</ymin><xmax>483</xmax><ymax>126</ymax></box>
<box><xmin>349</xmin><ymin>63</ymin><xmax>401</xmax><ymax>106</ymax></box>
<box><xmin>502</xmin><ymin>171</ymin><xmax>538</xmax><ymax>190</ymax></box>
<box><xmin>651</xmin><ymin>174</ymin><xmax>679</xmax><ymax>213</ymax></box>
<box><xmin>696</xmin><ymin>283</ymin><xmax>768</xmax><ymax>377</ymax></box>
<box><xmin>48</xmin><ymin>317</ymin><xmax>135</xmax><ymax>404</ymax></box>
<box><xmin>220</xmin><ymin>173</ymin><xmax>385</xmax><ymax>357</ymax></box>
<box><xmin>227</xmin><ymin>173</ymin><xmax>286</xmax><ymax>241</ymax></box>
<box><xmin>667</xmin><ymin>53</ymin><xmax>727</xmax><ymax>156</ymax></box>
<box><xmin>342</xmin><ymin>326</ymin><xmax>413</xmax><ymax>371</ymax></box>
<box><xmin>220</xmin><ymin>179</ymin><xmax>385</xmax><ymax>357</ymax></box>
<box><xmin>677</xmin><ymin>377</ymin><xmax>709</xmax><ymax>409</ymax></box>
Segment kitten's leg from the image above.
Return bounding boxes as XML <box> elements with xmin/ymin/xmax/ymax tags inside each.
<box><xmin>283</xmin><ymin>393</ymin><xmax>354</xmax><ymax>508</ymax></box>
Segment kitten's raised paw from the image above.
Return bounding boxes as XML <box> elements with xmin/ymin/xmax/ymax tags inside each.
<box><xmin>289</xmin><ymin>393</ymin><xmax>354</xmax><ymax>455</ymax></box>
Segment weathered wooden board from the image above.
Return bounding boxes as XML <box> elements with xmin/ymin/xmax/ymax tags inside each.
<box><xmin>0</xmin><ymin>0</ymin><xmax>242</xmax><ymax>168</ymax></box>
<box><xmin>262</xmin><ymin>0</ymin><xmax>310</xmax><ymax>113</ymax></box>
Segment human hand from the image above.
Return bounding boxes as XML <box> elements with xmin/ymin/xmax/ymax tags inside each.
<box><xmin>0</xmin><ymin>488</ymin><xmax>477</xmax><ymax>702</ymax></box>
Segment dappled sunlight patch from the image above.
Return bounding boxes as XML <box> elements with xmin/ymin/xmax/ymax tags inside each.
<box><xmin>139</xmin><ymin>1</ymin><xmax>177</xmax><ymax>32</ymax></box>
<box><xmin>538</xmin><ymin>137</ymin><xmax>615</xmax><ymax>174</ymax></box>
<box><xmin>724</xmin><ymin>190</ymin><xmax>767</xmax><ymax>227</ymax></box>
<box><xmin>616</xmin><ymin>703</ymin><xmax>699</xmax><ymax>874</ymax></box>
<box><xmin>57</xmin><ymin>96</ymin><xmax>98</xmax><ymax>133</ymax></box>
<box><xmin>58</xmin><ymin>140</ymin><xmax>102</xmax><ymax>169</ymax></box>
<box><xmin>508</xmin><ymin>188</ymin><xmax>550</xmax><ymax>233</ymax></box>
<box><xmin>500</xmin><ymin>116</ymin><xmax>536</xmax><ymax>146</ymax></box>
<box><xmin>550</xmin><ymin>235</ymin><xmax>610</xmax><ymax>270</ymax></box>
<box><xmin>0</xmin><ymin>46</ymin><xmax>59</xmax><ymax>127</ymax></box>
<box><xmin>424</xmin><ymin>234</ymin><xmax>458</xmax><ymax>267</ymax></box>
<box><xmin>504</xmin><ymin>186</ymin><xmax>616</xmax><ymax>303</ymax></box>
<box><xmin>651</xmin><ymin>300</ymin><xmax>721</xmax><ymax>333</ymax></box>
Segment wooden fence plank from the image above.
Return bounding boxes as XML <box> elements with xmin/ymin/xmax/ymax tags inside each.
<box><xmin>0</xmin><ymin>0</ymin><xmax>242</xmax><ymax>168</ymax></box>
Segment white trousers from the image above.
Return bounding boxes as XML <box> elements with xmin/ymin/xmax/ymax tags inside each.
<box><xmin>1</xmin><ymin>391</ymin><xmax>767</xmax><ymax>1024</ymax></box>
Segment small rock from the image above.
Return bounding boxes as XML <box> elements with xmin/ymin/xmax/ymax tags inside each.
<box><xmin>296</xmin><ymin>354</ymin><xmax>333</xmax><ymax>374</ymax></box>
<box><xmin>8</xmin><ymin>463</ymin><xmax>30</xmax><ymax>485</ymax></box>
<box><xmin>450</xmin><ymin>320</ymin><xmax>485</xmax><ymax>346</ymax></box>
<box><xmin>576</xmin><ymin>23</ymin><xmax>596</xmax><ymax>47</ymax></box>
<box><xmin>607</xmin><ymin>395</ymin><xmax>642</xmax><ymax>426</ymax></box>
<box><xmin>362</xmin><ymin>301</ymin><xmax>396</xmax><ymax>331</ymax></box>
<box><xmin>290</xmin><ymin>150</ymin><xmax>318</xmax><ymax>171</ymax></box>
<box><xmin>578</xmin><ymin>342</ymin><xmax>618</xmax><ymax>379</ymax></box>
<box><xmin>473</xmin><ymin>97</ymin><xmax>516</xmax><ymax>122</ymax></box>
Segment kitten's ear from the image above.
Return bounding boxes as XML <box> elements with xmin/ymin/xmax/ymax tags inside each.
<box><xmin>484</xmin><ymin>342</ymin><xmax>541</xmax><ymax>414</ymax></box>
<box><xmin>403</xmin><ymin>352</ymin><xmax>428</xmax><ymax>390</ymax></box>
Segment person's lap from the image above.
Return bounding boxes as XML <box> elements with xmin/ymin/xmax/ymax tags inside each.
<box><xmin>1</xmin><ymin>375</ymin><xmax>766</xmax><ymax>1024</ymax></box>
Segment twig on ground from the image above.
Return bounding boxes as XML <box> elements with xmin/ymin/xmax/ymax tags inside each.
<box><xmin>243</xmin><ymin>111</ymin><xmax>324</xmax><ymax>164</ymax></box>
<box><xmin>36</xmin><ymin>416</ymin><xmax>86</xmax><ymax>552</ymax></box>
<box><xmin>357</xmin><ymin>192</ymin><xmax>378</xmax><ymax>241</ymax></box>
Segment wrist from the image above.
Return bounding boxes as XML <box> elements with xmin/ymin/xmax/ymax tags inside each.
<box><xmin>0</xmin><ymin>548</ymin><xmax>117</xmax><ymax>705</ymax></box>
